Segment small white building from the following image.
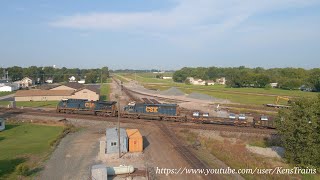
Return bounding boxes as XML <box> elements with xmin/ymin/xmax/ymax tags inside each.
<box><xmin>206</xmin><ymin>80</ymin><xmax>215</xmax><ymax>85</ymax></box>
<box><xmin>78</xmin><ymin>79</ymin><xmax>85</xmax><ymax>84</ymax></box>
<box><xmin>46</xmin><ymin>78</ymin><xmax>53</xmax><ymax>84</ymax></box>
<box><xmin>0</xmin><ymin>118</ymin><xmax>5</xmax><ymax>131</ymax></box>
<box><xmin>187</xmin><ymin>77</ymin><xmax>206</xmax><ymax>85</ymax></box>
<box><xmin>69</xmin><ymin>76</ymin><xmax>76</xmax><ymax>82</ymax></box>
<box><xmin>162</xmin><ymin>76</ymin><xmax>172</xmax><ymax>80</ymax></box>
<box><xmin>270</xmin><ymin>83</ymin><xmax>278</xmax><ymax>88</ymax></box>
<box><xmin>216</xmin><ymin>77</ymin><xmax>226</xmax><ymax>85</ymax></box>
<box><xmin>0</xmin><ymin>84</ymin><xmax>19</xmax><ymax>92</ymax></box>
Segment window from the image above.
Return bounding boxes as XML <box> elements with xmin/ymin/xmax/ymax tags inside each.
<box><xmin>111</xmin><ymin>142</ymin><xmax>117</xmax><ymax>146</ymax></box>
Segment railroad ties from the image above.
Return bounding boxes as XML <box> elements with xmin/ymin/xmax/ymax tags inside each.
<box><xmin>155</xmin><ymin>121</ymin><xmax>221</xmax><ymax>180</ymax></box>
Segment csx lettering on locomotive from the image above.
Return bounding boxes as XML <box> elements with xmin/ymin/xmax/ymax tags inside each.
<box><xmin>85</xmin><ymin>102</ymin><xmax>95</xmax><ymax>108</ymax></box>
<box><xmin>146</xmin><ymin>106</ymin><xmax>158</xmax><ymax>112</ymax></box>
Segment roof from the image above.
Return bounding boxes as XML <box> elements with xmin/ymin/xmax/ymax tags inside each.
<box><xmin>63</xmin><ymin>82</ymin><xmax>85</xmax><ymax>90</ymax></box>
<box><xmin>106</xmin><ymin>127</ymin><xmax>127</xmax><ymax>140</ymax></box>
<box><xmin>15</xmin><ymin>90</ymin><xmax>74</xmax><ymax>97</ymax></box>
<box><xmin>126</xmin><ymin>129</ymin><xmax>142</xmax><ymax>138</ymax></box>
<box><xmin>37</xmin><ymin>84</ymin><xmax>60</xmax><ymax>90</ymax></box>
<box><xmin>84</xmin><ymin>85</ymin><xmax>100</xmax><ymax>93</ymax></box>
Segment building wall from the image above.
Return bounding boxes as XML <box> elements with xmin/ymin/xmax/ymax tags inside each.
<box><xmin>50</xmin><ymin>85</ymin><xmax>76</xmax><ymax>91</ymax></box>
<box><xmin>0</xmin><ymin>86</ymin><xmax>13</xmax><ymax>92</ymax></box>
<box><xmin>106</xmin><ymin>128</ymin><xmax>128</xmax><ymax>154</ymax></box>
<box><xmin>71</xmin><ymin>89</ymin><xmax>99</xmax><ymax>101</ymax></box>
<box><xmin>0</xmin><ymin>118</ymin><xmax>5</xmax><ymax>131</ymax></box>
<box><xmin>15</xmin><ymin>95</ymin><xmax>70</xmax><ymax>102</ymax></box>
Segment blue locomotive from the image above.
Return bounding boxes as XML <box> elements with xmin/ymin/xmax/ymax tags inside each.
<box><xmin>122</xmin><ymin>102</ymin><xmax>186</xmax><ymax>121</ymax></box>
<box><xmin>56</xmin><ymin>99</ymin><xmax>118</xmax><ymax>116</ymax></box>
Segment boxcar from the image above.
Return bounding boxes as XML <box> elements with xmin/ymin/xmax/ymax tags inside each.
<box><xmin>56</xmin><ymin>99</ymin><xmax>118</xmax><ymax>116</ymax></box>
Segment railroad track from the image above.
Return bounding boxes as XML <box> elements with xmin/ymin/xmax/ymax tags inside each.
<box><xmin>0</xmin><ymin>108</ymin><xmax>276</xmax><ymax>135</ymax></box>
<box><xmin>155</xmin><ymin>121</ymin><xmax>220</xmax><ymax>180</ymax></box>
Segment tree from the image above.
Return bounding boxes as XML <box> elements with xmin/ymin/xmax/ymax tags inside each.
<box><xmin>308</xmin><ymin>68</ymin><xmax>320</xmax><ymax>92</ymax></box>
<box><xmin>276</xmin><ymin>95</ymin><xmax>320</xmax><ymax>167</ymax></box>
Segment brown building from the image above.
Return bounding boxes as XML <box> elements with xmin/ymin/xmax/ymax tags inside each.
<box><xmin>126</xmin><ymin>129</ymin><xmax>143</xmax><ymax>152</ymax></box>
<box><xmin>15</xmin><ymin>87</ymin><xmax>100</xmax><ymax>101</ymax></box>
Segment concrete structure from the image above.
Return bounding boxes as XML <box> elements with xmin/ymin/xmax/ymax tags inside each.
<box><xmin>14</xmin><ymin>77</ymin><xmax>33</xmax><ymax>88</ymax></box>
<box><xmin>91</xmin><ymin>164</ymin><xmax>108</xmax><ymax>180</ymax></box>
<box><xmin>106</xmin><ymin>127</ymin><xmax>128</xmax><ymax>154</ymax></box>
<box><xmin>216</xmin><ymin>77</ymin><xmax>226</xmax><ymax>85</ymax></box>
<box><xmin>0</xmin><ymin>118</ymin><xmax>5</xmax><ymax>131</ymax></box>
<box><xmin>15</xmin><ymin>87</ymin><xmax>99</xmax><ymax>101</ymax></box>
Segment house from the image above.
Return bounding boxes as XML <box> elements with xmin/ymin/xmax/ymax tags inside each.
<box><xmin>0</xmin><ymin>118</ymin><xmax>4</xmax><ymax>131</ymax></box>
<box><xmin>46</xmin><ymin>78</ymin><xmax>53</xmax><ymax>84</ymax></box>
<box><xmin>14</xmin><ymin>87</ymin><xmax>100</xmax><ymax>101</ymax></box>
<box><xmin>78</xmin><ymin>79</ymin><xmax>86</xmax><ymax>84</ymax></box>
<box><xmin>0</xmin><ymin>84</ymin><xmax>19</xmax><ymax>92</ymax></box>
<box><xmin>187</xmin><ymin>77</ymin><xmax>206</xmax><ymax>85</ymax></box>
<box><xmin>69</xmin><ymin>76</ymin><xmax>76</xmax><ymax>82</ymax></box>
<box><xmin>206</xmin><ymin>80</ymin><xmax>215</xmax><ymax>85</ymax></box>
<box><xmin>216</xmin><ymin>77</ymin><xmax>226</xmax><ymax>85</ymax></box>
<box><xmin>162</xmin><ymin>76</ymin><xmax>173</xmax><ymax>80</ymax></box>
<box><xmin>270</xmin><ymin>83</ymin><xmax>278</xmax><ymax>88</ymax></box>
<box><xmin>14</xmin><ymin>77</ymin><xmax>33</xmax><ymax>88</ymax></box>
<box><xmin>105</xmin><ymin>127</ymin><xmax>128</xmax><ymax>154</ymax></box>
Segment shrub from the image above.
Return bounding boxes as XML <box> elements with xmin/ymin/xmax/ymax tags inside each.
<box><xmin>15</xmin><ymin>163</ymin><xmax>29</xmax><ymax>176</ymax></box>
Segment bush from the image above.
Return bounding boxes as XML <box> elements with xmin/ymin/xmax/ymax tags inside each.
<box><xmin>15</xmin><ymin>163</ymin><xmax>29</xmax><ymax>176</ymax></box>
<box><xmin>264</xmin><ymin>84</ymin><xmax>272</xmax><ymax>90</ymax></box>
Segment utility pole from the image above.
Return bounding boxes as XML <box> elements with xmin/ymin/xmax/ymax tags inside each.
<box><xmin>100</xmin><ymin>68</ymin><xmax>103</xmax><ymax>85</ymax></box>
<box><xmin>117</xmin><ymin>94</ymin><xmax>121</xmax><ymax>158</ymax></box>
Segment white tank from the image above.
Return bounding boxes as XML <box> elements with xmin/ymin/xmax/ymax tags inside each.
<box><xmin>106</xmin><ymin>165</ymin><xmax>134</xmax><ymax>175</ymax></box>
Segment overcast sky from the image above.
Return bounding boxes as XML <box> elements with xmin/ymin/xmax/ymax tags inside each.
<box><xmin>0</xmin><ymin>0</ymin><xmax>320</xmax><ymax>70</ymax></box>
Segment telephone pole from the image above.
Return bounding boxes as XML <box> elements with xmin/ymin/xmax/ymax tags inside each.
<box><xmin>117</xmin><ymin>94</ymin><xmax>121</xmax><ymax>158</ymax></box>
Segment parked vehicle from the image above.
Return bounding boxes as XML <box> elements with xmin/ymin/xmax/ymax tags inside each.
<box><xmin>229</xmin><ymin>113</ymin><xmax>236</xmax><ymax>120</ymax></box>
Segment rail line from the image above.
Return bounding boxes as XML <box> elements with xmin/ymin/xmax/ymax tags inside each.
<box><xmin>0</xmin><ymin>108</ymin><xmax>276</xmax><ymax>135</ymax></box>
<box><xmin>155</xmin><ymin>121</ymin><xmax>220</xmax><ymax>180</ymax></box>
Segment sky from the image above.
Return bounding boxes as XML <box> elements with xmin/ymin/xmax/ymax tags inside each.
<box><xmin>0</xmin><ymin>0</ymin><xmax>320</xmax><ymax>70</ymax></box>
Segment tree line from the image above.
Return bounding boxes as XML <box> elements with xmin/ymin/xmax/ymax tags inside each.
<box><xmin>173</xmin><ymin>66</ymin><xmax>320</xmax><ymax>91</ymax></box>
<box><xmin>0</xmin><ymin>66</ymin><xmax>109</xmax><ymax>84</ymax></box>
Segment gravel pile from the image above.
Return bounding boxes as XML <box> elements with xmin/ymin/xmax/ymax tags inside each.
<box><xmin>160</xmin><ymin>87</ymin><xmax>185</xmax><ymax>96</ymax></box>
<box><xmin>187</xmin><ymin>92</ymin><xmax>218</xmax><ymax>101</ymax></box>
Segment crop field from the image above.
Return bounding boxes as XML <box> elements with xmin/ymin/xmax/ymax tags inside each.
<box><xmin>118</xmin><ymin>72</ymin><xmax>318</xmax><ymax>105</ymax></box>
<box><xmin>0</xmin><ymin>123</ymin><xmax>64</xmax><ymax>179</ymax></box>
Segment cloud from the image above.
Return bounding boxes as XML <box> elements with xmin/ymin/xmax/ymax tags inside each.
<box><xmin>49</xmin><ymin>0</ymin><xmax>320</xmax><ymax>47</ymax></box>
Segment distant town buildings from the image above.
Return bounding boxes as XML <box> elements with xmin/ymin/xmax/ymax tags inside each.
<box><xmin>14</xmin><ymin>77</ymin><xmax>33</xmax><ymax>88</ymax></box>
<box><xmin>270</xmin><ymin>83</ymin><xmax>278</xmax><ymax>88</ymax></box>
<box><xmin>186</xmin><ymin>77</ymin><xmax>224</xmax><ymax>86</ymax></box>
<box><xmin>69</xmin><ymin>76</ymin><xmax>76</xmax><ymax>82</ymax></box>
<box><xmin>215</xmin><ymin>77</ymin><xmax>226</xmax><ymax>85</ymax></box>
<box><xmin>162</xmin><ymin>76</ymin><xmax>173</xmax><ymax>80</ymax></box>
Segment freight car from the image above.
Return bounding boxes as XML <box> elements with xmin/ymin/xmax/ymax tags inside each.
<box><xmin>122</xmin><ymin>102</ymin><xmax>187</xmax><ymax>121</ymax></box>
<box><xmin>56</xmin><ymin>99</ymin><xmax>118</xmax><ymax>116</ymax></box>
<box><xmin>192</xmin><ymin>112</ymin><xmax>251</xmax><ymax>127</ymax></box>
<box><xmin>252</xmin><ymin>115</ymin><xmax>275</xmax><ymax>129</ymax></box>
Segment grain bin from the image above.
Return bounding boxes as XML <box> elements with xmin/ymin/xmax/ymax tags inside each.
<box><xmin>126</xmin><ymin>129</ymin><xmax>143</xmax><ymax>152</ymax></box>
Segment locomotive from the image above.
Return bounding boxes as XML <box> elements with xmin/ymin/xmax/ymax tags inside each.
<box><xmin>56</xmin><ymin>99</ymin><xmax>275</xmax><ymax>128</ymax></box>
<box><xmin>56</xmin><ymin>99</ymin><xmax>118</xmax><ymax>116</ymax></box>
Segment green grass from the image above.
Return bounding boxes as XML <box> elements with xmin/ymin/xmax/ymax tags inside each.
<box><xmin>16</xmin><ymin>101</ymin><xmax>58</xmax><ymax>108</ymax></box>
<box><xmin>100</xmin><ymin>83</ymin><xmax>110</xmax><ymax>100</ymax></box>
<box><xmin>0</xmin><ymin>101</ymin><xmax>10</xmax><ymax>106</ymax></box>
<box><xmin>113</xmin><ymin>74</ymin><xmax>129</xmax><ymax>83</ymax></box>
<box><xmin>0</xmin><ymin>123</ymin><xmax>64</xmax><ymax>179</ymax></box>
<box><xmin>0</xmin><ymin>92</ymin><xmax>14</xmax><ymax>97</ymax></box>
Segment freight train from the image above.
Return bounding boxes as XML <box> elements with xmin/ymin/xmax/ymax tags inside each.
<box><xmin>56</xmin><ymin>99</ymin><xmax>275</xmax><ymax>128</ymax></box>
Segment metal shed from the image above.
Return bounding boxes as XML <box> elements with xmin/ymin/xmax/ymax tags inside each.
<box><xmin>126</xmin><ymin>129</ymin><xmax>143</xmax><ymax>152</ymax></box>
<box><xmin>106</xmin><ymin>127</ymin><xmax>128</xmax><ymax>154</ymax></box>
<box><xmin>0</xmin><ymin>118</ymin><xmax>5</xmax><ymax>131</ymax></box>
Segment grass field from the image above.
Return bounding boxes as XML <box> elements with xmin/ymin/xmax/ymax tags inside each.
<box><xmin>100</xmin><ymin>83</ymin><xmax>110</xmax><ymax>100</ymax></box>
<box><xmin>0</xmin><ymin>101</ymin><xmax>58</xmax><ymax>108</ymax></box>
<box><xmin>0</xmin><ymin>123</ymin><xmax>64</xmax><ymax>179</ymax></box>
<box><xmin>0</xmin><ymin>92</ymin><xmax>14</xmax><ymax>97</ymax></box>
<box><xmin>117</xmin><ymin>72</ymin><xmax>318</xmax><ymax>105</ymax></box>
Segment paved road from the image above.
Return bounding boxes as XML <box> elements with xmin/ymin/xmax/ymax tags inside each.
<box><xmin>0</xmin><ymin>93</ymin><xmax>15</xmax><ymax>101</ymax></box>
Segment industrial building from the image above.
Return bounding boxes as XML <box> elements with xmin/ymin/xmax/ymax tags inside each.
<box><xmin>105</xmin><ymin>127</ymin><xmax>128</xmax><ymax>154</ymax></box>
<box><xmin>0</xmin><ymin>118</ymin><xmax>5</xmax><ymax>131</ymax></box>
<box><xmin>126</xmin><ymin>129</ymin><xmax>143</xmax><ymax>152</ymax></box>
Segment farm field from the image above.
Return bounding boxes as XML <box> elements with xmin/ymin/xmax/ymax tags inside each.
<box><xmin>118</xmin><ymin>73</ymin><xmax>318</xmax><ymax>105</ymax></box>
<box><xmin>0</xmin><ymin>123</ymin><xmax>64</xmax><ymax>179</ymax></box>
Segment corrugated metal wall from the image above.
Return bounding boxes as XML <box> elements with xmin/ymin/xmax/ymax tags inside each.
<box><xmin>106</xmin><ymin>127</ymin><xmax>128</xmax><ymax>154</ymax></box>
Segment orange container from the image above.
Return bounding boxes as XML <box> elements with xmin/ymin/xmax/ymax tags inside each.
<box><xmin>126</xmin><ymin>129</ymin><xmax>143</xmax><ymax>152</ymax></box>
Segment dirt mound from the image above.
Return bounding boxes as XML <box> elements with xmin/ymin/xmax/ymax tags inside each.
<box><xmin>160</xmin><ymin>87</ymin><xmax>185</xmax><ymax>96</ymax></box>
